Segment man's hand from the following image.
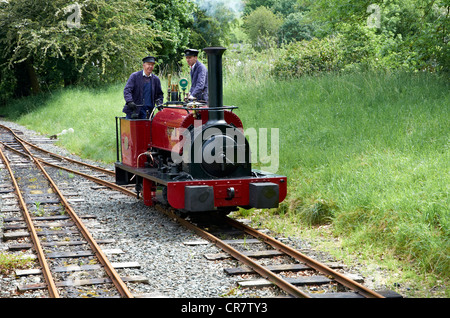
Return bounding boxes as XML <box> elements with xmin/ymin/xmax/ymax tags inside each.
<box><xmin>126</xmin><ymin>101</ymin><xmax>139</xmax><ymax>119</ymax></box>
<box><xmin>127</xmin><ymin>101</ymin><xmax>137</xmax><ymax>112</ymax></box>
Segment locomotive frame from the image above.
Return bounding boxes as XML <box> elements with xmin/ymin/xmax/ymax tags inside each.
<box><xmin>114</xmin><ymin>47</ymin><xmax>287</xmax><ymax>214</ymax></box>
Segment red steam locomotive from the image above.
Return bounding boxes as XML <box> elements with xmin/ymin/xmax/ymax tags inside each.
<box><xmin>114</xmin><ymin>47</ymin><xmax>287</xmax><ymax>214</ymax></box>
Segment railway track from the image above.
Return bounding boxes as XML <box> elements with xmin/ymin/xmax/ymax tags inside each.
<box><xmin>0</xmin><ymin>124</ymin><xmax>145</xmax><ymax>298</ymax></box>
<box><xmin>0</xmin><ymin>123</ymin><xmax>400</xmax><ymax>299</ymax></box>
<box><xmin>159</xmin><ymin>208</ymin><xmax>401</xmax><ymax>298</ymax></box>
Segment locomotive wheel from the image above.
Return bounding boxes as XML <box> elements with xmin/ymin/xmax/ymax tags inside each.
<box><xmin>174</xmin><ymin>210</ymin><xmax>189</xmax><ymax>219</ymax></box>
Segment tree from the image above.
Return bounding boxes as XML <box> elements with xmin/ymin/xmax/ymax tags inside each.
<box><xmin>299</xmin><ymin>0</ymin><xmax>449</xmax><ymax>72</ymax></box>
<box><xmin>146</xmin><ymin>0</ymin><xmax>195</xmax><ymax>71</ymax></box>
<box><xmin>243</xmin><ymin>0</ymin><xmax>275</xmax><ymax>15</ymax></box>
<box><xmin>279</xmin><ymin>12</ymin><xmax>314</xmax><ymax>44</ymax></box>
<box><xmin>271</xmin><ymin>0</ymin><xmax>304</xmax><ymax>16</ymax></box>
<box><xmin>0</xmin><ymin>0</ymin><xmax>164</xmax><ymax>99</ymax></box>
<box><xmin>243</xmin><ymin>6</ymin><xmax>284</xmax><ymax>50</ymax></box>
<box><xmin>189</xmin><ymin>2</ymin><xmax>240</xmax><ymax>48</ymax></box>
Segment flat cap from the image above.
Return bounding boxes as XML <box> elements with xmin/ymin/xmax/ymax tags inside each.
<box><xmin>184</xmin><ymin>49</ymin><xmax>199</xmax><ymax>57</ymax></box>
<box><xmin>142</xmin><ymin>56</ymin><xmax>156</xmax><ymax>63</ymax></box>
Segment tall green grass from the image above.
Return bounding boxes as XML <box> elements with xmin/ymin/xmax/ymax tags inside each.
<box><xmin>1</xmin><ymin>59</ymin><xmax>448</xmax><ymax>281</ymax></box>
<box><xmin>224</xmin><ymin>69</ymin><xmax>449</xmax><ymax>279</ymax></box>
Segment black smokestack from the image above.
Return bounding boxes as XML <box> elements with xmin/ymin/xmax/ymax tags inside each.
<box><xmin>203</xmin><ymin>46</ymin><xmax>226</xmax><ymax>123</ymax></box>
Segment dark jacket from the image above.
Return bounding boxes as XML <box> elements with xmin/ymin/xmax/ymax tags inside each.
<box><xmin>190</xmin><ymin>61</ymin><xmax>208</xmax><ymax>101</ymax></box>
<box><xmin>123</xmin><ymin>71</ymin><xmax>164</xmax><ymax>108</ymax></box>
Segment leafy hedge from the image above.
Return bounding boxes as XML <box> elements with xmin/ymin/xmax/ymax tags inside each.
<box><xmin>272</xmin><ymin>23</ymin><xmax>419</xmax><ymax>78</ymax></box>
<box><xmin>273</xmin><ymin>11</ymin><xmax>449</xmax><ymax>79</ymax></box>
<box><xmin>273</xmin><ymin>35</ymin><xmax>343</xmax><ymax>78</ymax></box>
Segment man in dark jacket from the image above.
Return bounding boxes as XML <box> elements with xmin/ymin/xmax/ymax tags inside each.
<box><xmin>185</xmin><ymin>49</ymin><xmax>208</xmax><ymax>102</ymax></box>
<box><xmin>123</xmin><ymin>56</ymin><xmax>164</xmax><ymax>119</ymax></box>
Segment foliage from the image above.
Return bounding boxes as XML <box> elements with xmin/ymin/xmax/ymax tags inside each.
<box><xmin>243</xmin><ymin>0</ymin><xmax>313</xmax><ymax>46</ymax></box>
<box><xmin>242</xmin><ymin>6</ymin><xmax>284</xmax><ymax>50</ymax></box>
<box><xmin>0</xmin><ymin>252</ymin><xmax>34</xmax><ymax>275</ymax></box>
<box><xmin>337</xmin><ymin>22</ymin><xmax>383</xmax><ymax>68</ymax></box>
<box><xmin>278</xmin><ymin>12</ymin><xmax>314</xmax><ymax>44</ymax></box>
<box><xmin>272</xmin><ymin>35</ymin><xmax>344</xmax><ymax>77</ymax></box>
<box><xmin>146</xmin><ymin>0</ymin><xmax>195</xmax><ymax>69</ymax></box>
<box><xmin>375</xmin><ymin>0</ymin><xmax>449</xmax><ymax>72</ymax></box>
<box><xmin>0</xmin><ymin>0</ymin><xmax>185</xmax><ymax>101</ymax></box>
<box><xmin>298</xmin><ymin>0</ymin><xmax>450</xmax><ymax>73</ymax></box>
<box><xmin>271</xmin><ymin>0</ymin><xmax>305</xmax><ymax>16</ymax></box>
<box><xmin>189</xmin><ymin>3</ymin><xmax>239</xmax><ymax>48</ymax></box>
<box><xmin>273</xmin><ymin>0</ymin><xmax>449</xmax><ymax>77</ymax></box>
<box><xmin>243</xmin><ymin>0</ymin><xmax>275</xmax><ymax>15</ymax></box>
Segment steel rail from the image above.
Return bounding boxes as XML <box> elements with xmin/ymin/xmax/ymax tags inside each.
<box><xmin>35</xmin><ymin>158</ymin><xmax>134</xmax><ymax>298</ymax></box>
<box><xmin>38</xmin><ymin>159</ymin><xmax>136</xmax><ymax>197</ymax></box>
<box><xmin>0</xmin><ymin>145</ymin><xmax>60</xmax><ymax>298</ymax></box>
<box><xmin>0</xmin><ymin>141</ymin><xmax>135</xmax><ymax>198</ymax></box>
<box><xmin>4</xmin><ymin>136</ymin><xmax>134</xmax><ymax>298</ymax></box>
<box><xmin>224</xmin><ymin>216</ymin><xmax>385</xmax><ymax>298</ymax></box>
<box><xmin>157</xmin><ymin>206</ymin><xmax>312</xmax><ymax>298</ymax></box>
<box><xmin>0</xmin><ymin>124</ymin><xmax>114</xmax><ymax>176</ymax></box>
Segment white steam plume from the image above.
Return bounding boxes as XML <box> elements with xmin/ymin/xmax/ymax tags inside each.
<box><xmin>193</xmin><ymin>0</ymin><xmax>244</xmax><ymax>18</ymax></box>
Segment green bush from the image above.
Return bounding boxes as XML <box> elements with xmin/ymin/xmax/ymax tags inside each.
<box><xmin>272</xmin><ymin>13</ymin><xmax>449</xmax><ymax>78</ymax></box>
<box><xmin>272</xmin><ymin>35</ymin><xmax>344</xmax><ymax>78</ymax></box>
<box><xmin>278</xmin><ymin>12</ymin><xmax>314</xmax><ymax>44</ymax></box>
<box><xmin>242</xmin><ymin>6</ymin><xmax>284</xmax><ymax>50</ymax></box>
<box><xmin>273</xmin><ymin>24</ymin><xmax>401</xmax><ymax>78</ymax></box>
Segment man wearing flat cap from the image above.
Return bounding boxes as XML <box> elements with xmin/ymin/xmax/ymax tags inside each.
<box><xmin>123</xmin><ymin>56</ymin><xmax>164</xmax><ymax>119</ymax></box>
<box><xmin>185</xmin><ymin>49</ymin><xmax>208</xmax><ymax>102</ymax></box>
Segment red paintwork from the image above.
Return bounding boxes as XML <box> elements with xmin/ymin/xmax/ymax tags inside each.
<box><xmin>150</xmin><ymin>108</ymin><xmax>189</xmax><ymax>152</ymax></box>
<box><xmin>120</xmin><ymin>119</ymin><xmax>151</xmax><ymax>167</ymax></box>
<box><xmin>166</xmin><ymin>176</ymin><xmax>287</xmax><ymax>210</ymax></box>
<box><xmin>142</xmin><ymin>178</ymin><xmax>156</xmax><ymax>206</ymax></box>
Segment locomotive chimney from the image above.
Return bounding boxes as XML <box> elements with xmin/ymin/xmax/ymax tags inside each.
<box><xmin>203</xmin><ymin>46</ymin><xmax>226</xmax><ymax>123</ymax></box>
